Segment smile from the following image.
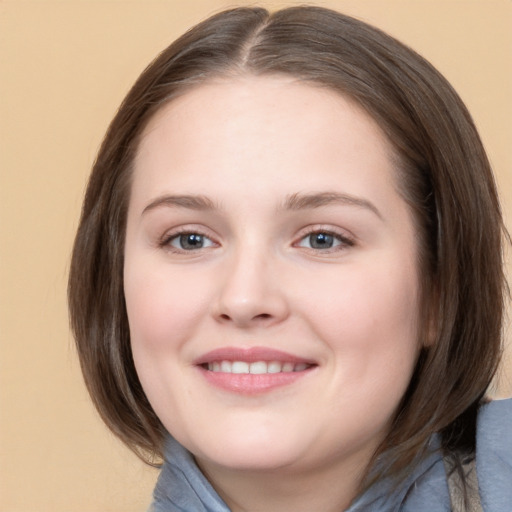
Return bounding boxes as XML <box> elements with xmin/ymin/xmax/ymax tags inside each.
<box><xmin>195</xmin><ymin>347</ymin><xmax>317</xmax><ymax>394</ymax></box>
<box><xmin>205</xmin><ymin>361</ymin><xmax>311</xmax><ymax>374</ymax></box>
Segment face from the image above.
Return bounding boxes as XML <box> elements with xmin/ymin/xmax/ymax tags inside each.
<box><xmin>124</xmin><ymin>76</ymin><xmax>421</xmax><ymax>480</ymax></box>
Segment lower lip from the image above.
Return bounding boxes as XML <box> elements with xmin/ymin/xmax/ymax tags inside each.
<box><xmin>198</xmin><ymin>367</ymin><xmax>314</xmax><ymax>394</ymax></box>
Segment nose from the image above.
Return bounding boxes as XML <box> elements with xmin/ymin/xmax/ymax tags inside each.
<box><xmin>212</xmin><ymin>248</ymin><xmax>290</xmax><ymax>328</ymax></box>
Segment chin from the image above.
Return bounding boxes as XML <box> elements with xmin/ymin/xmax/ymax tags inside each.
<box><xmin>189</xmin><ymin>428</ymin><xmax>309</xmax><ymax>472</ymax></box>
<box><xmin>200</xmin><ymin>448</ymin><xmax>301</xmax><ymax>473</ymax></box>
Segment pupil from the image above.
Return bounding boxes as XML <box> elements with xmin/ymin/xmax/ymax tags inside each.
<box><xmin>310</xmin><ymin>233</ymin><xmax>333</xmax><ymax>249</ymax></box>
<box><xmin>180</xmin><ymin>233</ymin><xmax>203</xmax><ymax>249</ymax></box>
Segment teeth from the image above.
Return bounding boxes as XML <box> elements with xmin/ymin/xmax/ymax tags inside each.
<box><xmin>267</xmin><ymin>361</ymin><xmax>282</xmax><ymax>373</ymax></box>
<box><xmin>231</xmin><ymin>361</ymin><xmax>249</xmax><ymax>374</ymax></box>
<box><xmin>249</xmin><ymin>361</ymin><xmax>267</xmax><ymax>374</ymax></box>
<box><xmin>207</xmin><ymin>360</ymin><xmax>310</xmax><ymax>374</ymax></box>
<box><xmin>220</xmin><ymin>360</ymin><xmax>232</xmax><ymax>372</ymax></box>
<box><xmin>282</xmin><ymin>362</ymin><xmax>294</xmax><ymax>372</ymax></box>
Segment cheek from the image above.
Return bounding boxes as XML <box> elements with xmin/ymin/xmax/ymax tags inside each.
<box><xmin>123</xmin><ymin>261</ymin><xmax>212</xmax><ymax>422</ymax></box>
<box><xmin>316</xmin><ymin>259</ymin><xmax>420</xmax><ymax>427</ymax></box>
<box><xmin>305</xmin><ymin>253</ymin><xmax>421</xmax><ymax>372</ymax></box>
<box><xmin>345</xmin><ymin>272</ymin><xmax>419</xmax><ymax>342</ymax></box>
<box><xmin>124</xmin><ymin>260</ymin><xmax>210</xmax><ymax>353</ymax></box>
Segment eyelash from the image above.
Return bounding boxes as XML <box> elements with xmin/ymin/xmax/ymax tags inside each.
<box><xmin>293</xmin><ymin>228</ymin><xmax>355</xmax><ymax>253</ymax></box>
<box><xmin>159</xmin><ymin>227</ymin><xmax>218</xmax><ymax>253</ymax></box>
<box><xmin>158</xmin><ymin>227</ymin><xmax>355</xmax><ymax>254</ymax></box>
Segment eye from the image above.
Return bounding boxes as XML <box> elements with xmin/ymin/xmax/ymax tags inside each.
<box><xmin>166</xmin><ymin>232</ymin><xmax>215</xmax><ymax>251</ymax></box>
<box><xmin>296</xmin><ymin>230</ymin><xmax>353</xmax><ymax>251</ymax></box>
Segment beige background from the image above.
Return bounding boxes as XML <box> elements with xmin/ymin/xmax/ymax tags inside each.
<box><xmin>1</xmin><ymin>1</ymin><xmax>510</xmax><ymax>511</ymax></box>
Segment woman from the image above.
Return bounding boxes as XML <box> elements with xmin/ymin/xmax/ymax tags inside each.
<box><xmin>68</xmin><ymin>6</ymin><xmax>511</xmax><ymax>511</ymax></box>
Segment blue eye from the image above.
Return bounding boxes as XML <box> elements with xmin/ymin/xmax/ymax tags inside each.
<box><xmin>168</xmin><ymin>233</ymin><xmax>215</xmax><ymax>251</ymax></box>
<box><xmin>308</xmin><ymin>232</ymin><xmax>335</xmax><ymax>249</ymax></box>
<box><xmin>297</xmin><ymin>231</ymin><xmax>351</xmax><ymax>250</ymax></box>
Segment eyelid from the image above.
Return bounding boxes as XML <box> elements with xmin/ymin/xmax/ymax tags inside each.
<box><xmin>158</xmin><ymin>225</ymin><xmax>219</xmax><ymax>252</ymax></box>
<box><xmin>293</xmin><ymin>225</ymin><xmax>356</xmax><ymax>251</ymax></box>
<box><xmin>155</xmin><ymin>223</ymin><xmax>355</xmax><ymax>254</ymax></box>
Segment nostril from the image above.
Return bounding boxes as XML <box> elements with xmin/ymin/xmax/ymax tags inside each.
<box><xmin>217</xmin><ymin>312</ymin><xmax>274</xmax><ymax>324</ymax></box>
<box><xmin>255</xmin><ymin>313</ymin><xmax>272</xmax><ymax>320</ymax></box>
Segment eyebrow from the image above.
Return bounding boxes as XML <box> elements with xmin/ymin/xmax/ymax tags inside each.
<box><xmin>142</xmin><ymin>194</ymin><xmax>218</xmax><ymax>214</ymax></box>
<box><xmin>141</xmin><ymin>191</ymin><xmax>382</xmax><ymax>219</ymax></box>
<box><xmin>282</xmin><ymin>192</ymin><xmax>382</xmax><ymax>219</ymax></box>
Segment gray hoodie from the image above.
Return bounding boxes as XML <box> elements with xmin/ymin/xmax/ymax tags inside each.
<box><xmin>150</xmin><ymin>399</ymin><xmax>512</xmax><ymax>511</ymax></box>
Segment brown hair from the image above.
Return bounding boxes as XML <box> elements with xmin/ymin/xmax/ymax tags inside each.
<box><xmin>68</xmin><ymin>5</ymin><xmax>508</xmax><ymax>487</ymax></box>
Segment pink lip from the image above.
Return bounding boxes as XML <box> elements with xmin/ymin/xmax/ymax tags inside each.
<box><xmin>194</xmin><ymin>346</ymin><xmax>315</xmax><ymax>365</ymax></box>
<box><xmin>194</xmin><ymin>346</ymin><xmax>317</xmax><ymax>395</ymax></box>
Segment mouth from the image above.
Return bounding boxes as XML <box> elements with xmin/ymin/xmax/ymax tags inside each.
<box><xmin>203</xmin><ymin>360</ymin><xmax>312</xmax><ymax>374</ymax></box>
<box><xmin>194</xmin><ymin>347</ymin><xmax>317</xmax><ymax>394</ymax></box>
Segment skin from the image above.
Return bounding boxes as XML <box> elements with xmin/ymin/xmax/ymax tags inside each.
<box><xmin>124</xmin><ymin>76</ymin><xmax>422</xmax><ymax>511</ymax></box>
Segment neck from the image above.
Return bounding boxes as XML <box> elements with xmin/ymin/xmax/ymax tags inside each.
<box><xmin>196</xmin><ymin>451</ymin><xmax>370</xmax><ymax>512</ymax></box>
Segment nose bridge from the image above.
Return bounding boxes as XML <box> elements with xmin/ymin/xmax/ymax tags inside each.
<box><xmin>214</xmin><ymin>239</ymin><xmax>288</xmax><ymax>327</ymax></box>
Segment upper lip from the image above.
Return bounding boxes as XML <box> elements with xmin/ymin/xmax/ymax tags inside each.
<box><xmin>194</xmin><ymin>346</ymin><xmax>317</xmax><ymax>366</ymax></box>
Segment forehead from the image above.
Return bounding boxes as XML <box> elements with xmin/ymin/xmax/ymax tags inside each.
<box><xmin>139</xmin><ymin>75</ymin><xmax>393</xmax><ymax>148</ymax></box>
<box><xmin>127</xmin><ymin>75</ymin><xmax>417</xmax><ymax>259</ymax></box>
<box><xmin>133</xmin><ymin>75</ymin><xmax>398</xmax><ymax>190</ymax></box>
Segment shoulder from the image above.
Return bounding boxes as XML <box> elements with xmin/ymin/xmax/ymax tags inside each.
<box><xmin>477</xmin><ymin>398</ymin><xmax>512</xmax><ymax>454</ymax></box>
<box><xmin>476</xmin><ymin>398</ymin><xmax>512</xmax><ymax>512</ymax></box>
<box><xmin>477</xmin><ymin>397</ymin><xmax>512</xmax><ymax>430</ymax></box>
<box><xmin>398</xmin><ymin>399</ymin><xmax>512</xmax><ymax>512</ymax></box>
